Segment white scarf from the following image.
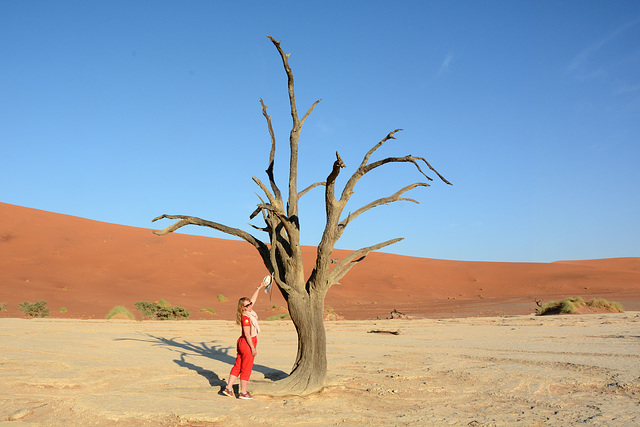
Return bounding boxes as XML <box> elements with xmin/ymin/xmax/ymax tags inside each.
<box><xmin>246</xmin><ymin>310</ymin><xmax>260</xmax><ymax>337</ymax></box>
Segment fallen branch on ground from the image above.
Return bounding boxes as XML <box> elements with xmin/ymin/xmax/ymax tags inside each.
<box><xmin>368</xmin><ymin>330</ymin><xmax>401</xmax><ymax>335</ymax></box>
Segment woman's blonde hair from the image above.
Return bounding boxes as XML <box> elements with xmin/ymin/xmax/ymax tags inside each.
<box><xmin>236</xmin><ymin>297</ymin><xmax>250</xmax><ymax>325</ymax></box>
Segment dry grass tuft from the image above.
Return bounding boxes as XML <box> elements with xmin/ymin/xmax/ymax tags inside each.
<box><xmin>536</xmin><ymin>297</ymin><xmax>624</xmax><ymax>316</ymax></box>
<box><xmin>106</xmin><ymin>305</ymin><xmax>136</xmax><ymax>320</ymax></box>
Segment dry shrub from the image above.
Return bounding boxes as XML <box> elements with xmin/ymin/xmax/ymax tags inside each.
<box><xmin>106</xmin><ymin>305</ymin><xmax>136</xmax><ymax>320</ymax></box>
<box><xmin>537</xmin><ymin>297</ymin><xmax>624</xmax><ymax>316</ymax></box>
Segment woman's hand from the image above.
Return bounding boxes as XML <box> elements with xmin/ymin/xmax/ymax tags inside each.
<box><xmin>251</xmin><ymin>348</ymin><xmax>257</xmax><ymax>356</ymax></box>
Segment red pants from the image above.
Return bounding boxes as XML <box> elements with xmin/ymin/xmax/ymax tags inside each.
<box><xmin>230</xmin><ymin>335</ymin><xmax>257</xmax><ymax>381</ymax></box>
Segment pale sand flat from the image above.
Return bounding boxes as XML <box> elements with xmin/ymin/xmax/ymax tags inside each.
<box><xmin>1</xmin><ymin>314</ymin><xmax>639</xmax><ymax>425</ymax></box>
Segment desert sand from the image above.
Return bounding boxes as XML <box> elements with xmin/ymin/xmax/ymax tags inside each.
<box><xmin>1</xmin><ymin>314</ymin><xmax>639</xmax><ymax>426</ymax></box>
<box><xmin>2</xmin><ymin>202</ymin><xmax>640</xmax><ymax>425</ymax></box>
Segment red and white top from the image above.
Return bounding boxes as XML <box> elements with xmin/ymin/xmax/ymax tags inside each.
<box><xmin>242</xmin><ymin>312</ymin><xmax>260</xmax><ymax>337</ymax></box>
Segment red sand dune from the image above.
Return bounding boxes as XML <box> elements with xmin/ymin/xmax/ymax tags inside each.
<box><xmin>1</xmin><ymin>202</ymin><xmax>639</xmax><ymax>320</ymax></box>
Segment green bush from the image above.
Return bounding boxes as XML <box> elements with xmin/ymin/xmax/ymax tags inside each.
<box><xmin>200</xmin><ymin>308</ymin><xmax>215</xmax><ymax>315</ymax></box>
<box><xmin>217</xmin><ymin>294</ymin><xmax>228</xmax><ymax>303</ymax></box>
<box><xmin>59</xmin><ymin>307</ymin><xmax>67</xmax><ymax>313</ymax></box>
<box><xmin>0</xmin><ymin>302</ymin><xmax>7</xmax><ymax>312</ymax></box>
<box><xmin>19</xmin><ymin>300</ymin><xmax>50</xmax><ymax>318</ymax></box>
<box><xmin>134</xmin><ymin>301</ymin><xmax>190</xmax><ymax>320</ymax></box>
<box><xmin>134</xmin><ymin>301</ymin><xmax>153</xmax><ymax>318</ymax></box>
<box><xmin>106</xmin><ymin>305</ymin><xmax>136</xmax><ymax>320</ymax></box>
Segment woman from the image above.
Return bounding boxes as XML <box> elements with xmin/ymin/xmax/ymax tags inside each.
<box><xmin>223</xmin><ymin>276</ymin><xmax>268</xmax><ymax>399</ymax></box>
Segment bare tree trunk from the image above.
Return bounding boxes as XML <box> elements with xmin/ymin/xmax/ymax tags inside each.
<box><xmin>287</xmin><ymin>290</ymin><xmax>327</xmax><ymax>392</ymax></box>
<box><xmin>251</xmin><ymin>282</ymin><xmax>327</xmax><ymax>396</ymax></box>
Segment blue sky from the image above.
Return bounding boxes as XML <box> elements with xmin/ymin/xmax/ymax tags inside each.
<box><xmin>2</xmin><ymin>1</ymin><xmax>639</xmax><ymax>262</ymax></box>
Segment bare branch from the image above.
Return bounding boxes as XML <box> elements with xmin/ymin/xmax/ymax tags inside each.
<box><xmin>363</xmin><ymin>155</ymin><xmax>444</xmax><ymax>182</ymax></box>
<box><xmin>255</xmin><ymin>203</ymin><xmax>298</xmax><ymax>246</ymax></box>
<box><xmin>328</xmin><ymin>238</ymin><xmax>403</xmax><ymax>285</ymax></box>
<box><xmin>251</xmin><ymin>178</ymin><xmax>288</xmax><ymax>233</ymax></box>
<box><xmin>265</xmin><ymin>221</ymin><xmax>294</xmax><ymax>294</ymax></box>
<box><xmin>360</xmin><ymin>129</ymin><xmax>402</xmax><ymax>169</ymax></box>
<box><xmin>260</xmin><ymin>99</ymin><xmax>283</xmax><ymax>206</ymax></box>
<box><xmin>267</xmin><ymin>36</ymin><xmax>321</xmax><ymax>224</ymax></box>
<box><xmin>300</xmin><ymin>99</ymin><xmax>322</xmax><ymax>127</ymax></box>
<box><xmin>249</xmin><ymin>193</ymin><xmax>270</xmax><ymax>223</ymax></box>
<box><xmin>252</xmin><ymin>177</ymin><xmax>277</xmax><ymax>206</ymax></box>
<box><xmin>338</xmin><ymin>183</ymin><xmax>431</xmax><ymax>230</ymax></box>
<box><xmin>249</xmin><ymin>206</ymin><xmax>262</xmax><ymax>220</ymax></box>
<box><xmin>341</xmin><ymin>131</ymin><xmax>451</xmax><ymax>205</ymax></box>
<box><xmin>152</xmin><ymin>214</ymin><xmax>271</xmax><ymax>267</ymax></box>
<box><xmin>310</xmin><ymin>152</ymin><xmax>350</xmax><ymax>275</ymax></box>
<box><xmin>267</xmin><ymin>35</ymin><xmax>302</xmax><ymax>221</ymax></box>
<box><xmin>269</xmin><ymin>244</ymin><xmax>294</xmax><ymax>294</ymax></box>
<box><xmin>267</xmin><ymin>35</ymin><xmax>298</xmax><ymax>124</ymax></box>
<box><xmin>311</xmin><ymin>152</ymin><xmax>347</xmax><ymax>274</ymax></box>
<box><xmin>422</xmin><ymin>157</ymin><xmax>453</xmax><ymax>186</ymax></box>
<box><xmin>248</xmin><ymin>222</ymin><xmax>268</xmax><ymax>232</ymax></box>
<box><xmin>326</xmin><ymin>152</ymin><xmax>346</xmax><ymax>204</ymax></box>
<box><xmin>298</xmin><ymin>181</ymin><xmax>325</xmax><ymax>199</ymax></box>
<box><xmin>328</xmin><ymin>152</ymin><xmax>346</xmax><ymax>186</ymax></box>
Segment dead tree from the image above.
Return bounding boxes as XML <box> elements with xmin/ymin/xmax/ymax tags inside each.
<box><xmin>152</xmin><ymin>36</ymin><xmax>451</xmax><ymax>396</ymax></box>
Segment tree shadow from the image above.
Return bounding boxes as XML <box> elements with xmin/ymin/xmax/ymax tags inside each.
<box><xmin>115</xmin><ymin>334</ymin><xmax>288</xmax><ymax>393</ymax></box>
<box><xmin>174</xmin><ymin>352</ymin><xmax>226</xmax><ymax>388</ymax></box>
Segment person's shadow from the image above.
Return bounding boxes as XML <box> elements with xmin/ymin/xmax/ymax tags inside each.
<box><xmin>116</xmin><ymin>334</ymin><xmax>288</xmax><ymax>395</ymax></box>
